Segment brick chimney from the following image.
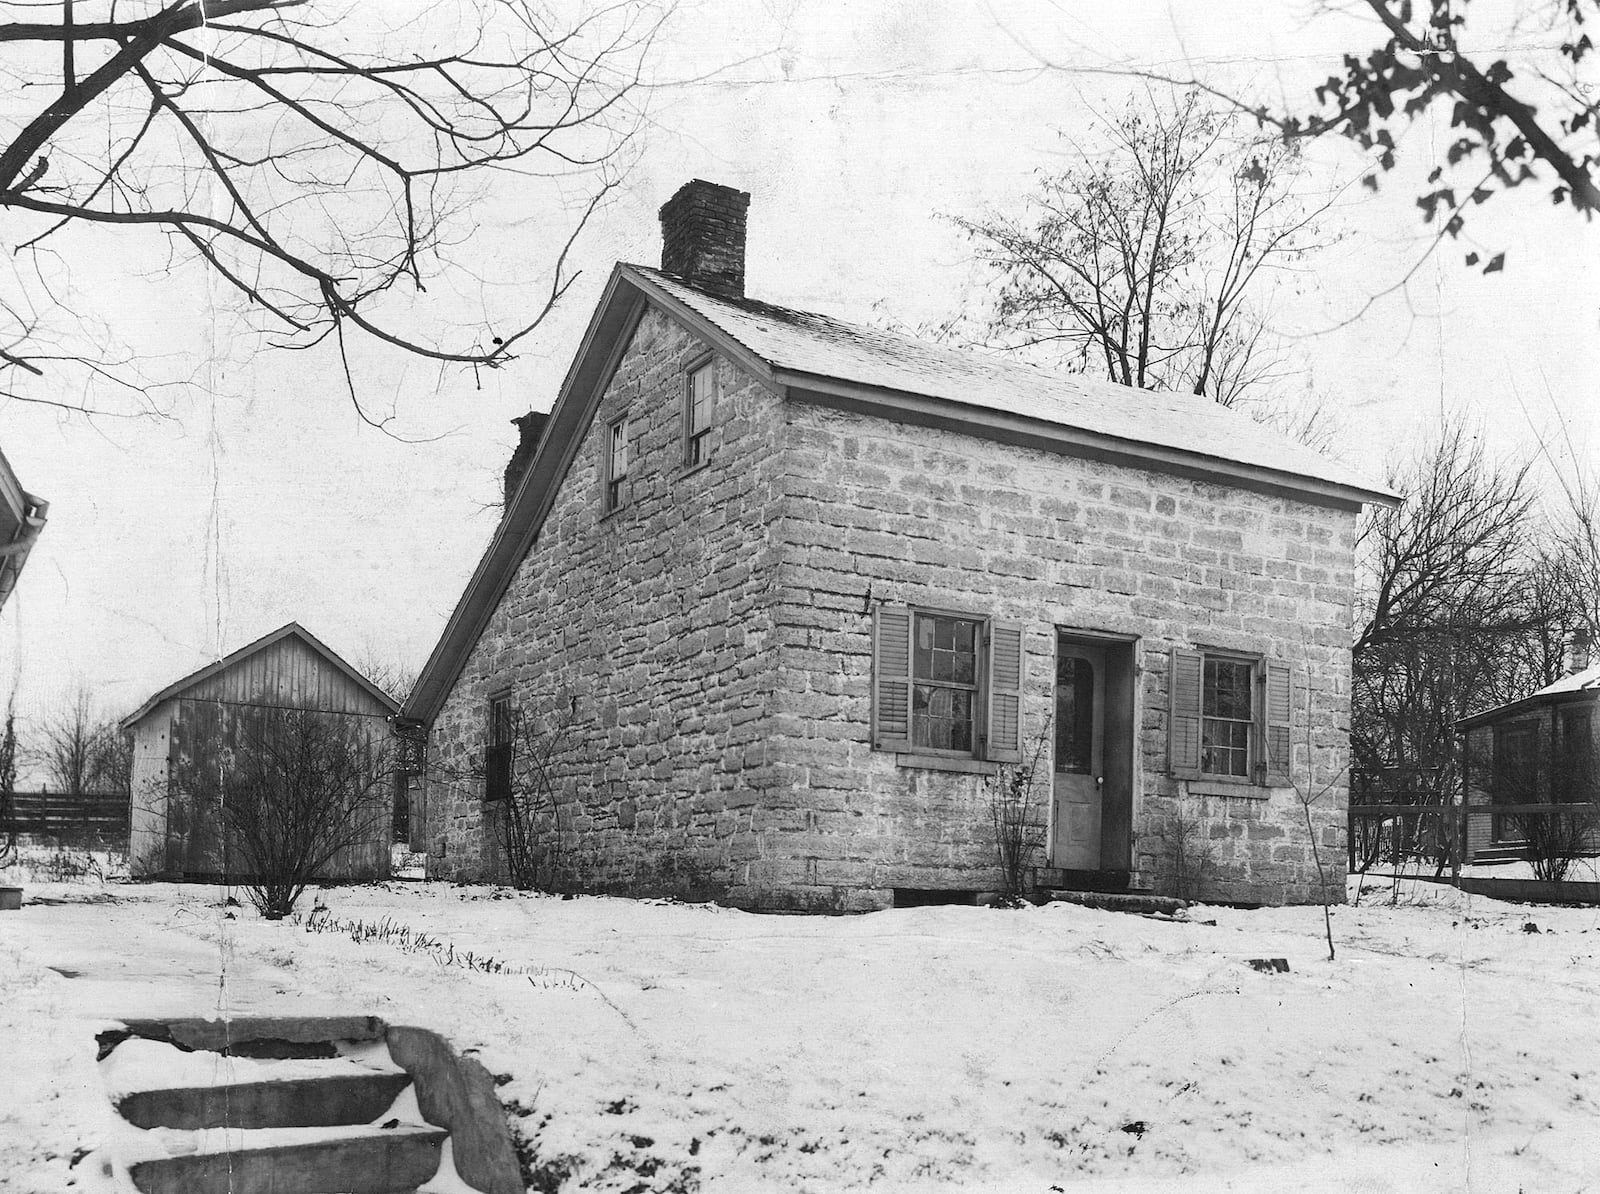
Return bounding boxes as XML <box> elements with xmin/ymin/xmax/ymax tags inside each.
<box><xmin>659</xmin><ymin>180</ymin><xmax>750</xmax><ymax>299</ymax></box>
<box><xmin>1568</xmin><ymin>627</ymin><xmax>1593</xmax><ymax>676</ymax></box>
<box><xmin>503</xmin><ymin>411</ymin><xmax>549</xmax><ymax>508</ymax></box>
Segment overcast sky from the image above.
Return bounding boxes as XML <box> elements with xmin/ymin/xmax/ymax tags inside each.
<box><xmin>2</xmin><ymin>0</ymin><xmax>1595</xmax><ymax>740</ymax></box>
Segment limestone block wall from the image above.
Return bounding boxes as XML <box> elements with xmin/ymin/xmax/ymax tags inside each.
<box><xmin>753</xmin><ymin>399</ymin><xmax>1359</xmax><ymax>908</ymax></box>
<box><xmin>424</xmin><ymin>307</ymin><xmax>789</xmax><ymax>893</ymax></box>
<box><xmin>424</xmin><ymin>305</ymin><xmax>1361</xmax><ymax>910</ymax></box>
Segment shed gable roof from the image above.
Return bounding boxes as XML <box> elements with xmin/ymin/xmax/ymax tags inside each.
<box><xmin>403</xmin><ymin>264</ymin><xmax>1396</xmax><ymax>725</ymax></box>
<box><xmin>122</xmin><ymin>621</ymin><xmax>399</xmax><ymax>730</ymax></box>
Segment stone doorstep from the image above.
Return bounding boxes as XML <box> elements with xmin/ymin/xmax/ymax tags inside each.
<box><xmin>1046</xmin><ymin>890</ymin><xmax>1190</xmax><ymax>917</ymax></box>
<box><xmin>126</xmin><ymin>1122</ymin><xmax>448</xmax><ymax>1194</ymax></box>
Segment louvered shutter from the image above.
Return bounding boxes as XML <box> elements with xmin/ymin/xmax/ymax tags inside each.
<box><xmin>1263</xmin><ymin>660</ymin><xmax>1294</xmax><ymax>786</ymax></box>
<box><xmin>985</xmin><ymin>621</ymin><xmax>1025</xmax><ymax>762</ymax></box>
<box><xmin>872</xmin><ymin>605</ymin><xmax>913</xmax><ymax>751</ymax></box>
<box><xmin>1168</xmin><ymin>648</ymin><xmax>1203</xmax><ymax>776</ymax></box>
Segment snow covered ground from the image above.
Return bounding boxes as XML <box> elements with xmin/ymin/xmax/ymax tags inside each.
<box><xmin>3</xmin><ymin>859</ymin><xmax>1599</xmax><ymax>1193</ymax></box>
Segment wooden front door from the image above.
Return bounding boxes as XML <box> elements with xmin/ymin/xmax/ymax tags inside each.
<box><xmin>1052</xmin><ymin>638</ymin><xmax>1106</xmax><ymax>869</ymax></box>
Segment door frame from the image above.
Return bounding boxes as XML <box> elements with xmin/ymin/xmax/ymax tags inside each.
<box><xmin>1049</xmin><ymin>628</ymin><xmax>1140</xmax><ymax>871</ymax></box>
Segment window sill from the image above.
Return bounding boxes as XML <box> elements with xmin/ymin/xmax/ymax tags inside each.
<box><xmin>678</xmin><ymin>459</ymin><xmax>712</xmax><ymax>480</ymax></box>
<box><xmin>896</xmin><ymin>753</ymin><xmax>998</xmax><ymax>776</ymax></box>
<box><xmin>599</xmin><ymin>502</ymin><xmax>632</xmax><ymax>523</ymax></box>
<box><xmin>1181</xmin><ymin>778</ymin><xmax>1282</xmax><ymax>800</ymax></box>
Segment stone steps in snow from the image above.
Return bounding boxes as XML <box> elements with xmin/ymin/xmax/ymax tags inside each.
<box><xmin>1047</xmin><ymin>889</ymin><xmax>1190</xmax><ymax>916</ymax></box>
<box><xmin>104</xmin><ymin>1035</ymin><xmax>413</xmax><ymax>1131</ymax></box>
<box><xmin>100</xmin><ymin>1016</ymin><xmax>523</xmax><ymax>1194</ymax></box>
<box><xmin>116</xmin><ymin>1068</ymin><xmax>415</xmax><ymax>1130</ymax></box>
<box><xmin>125</xmin><ymin>1121</ymin><xmax>449</xmax><ymax>1194</ymax></box>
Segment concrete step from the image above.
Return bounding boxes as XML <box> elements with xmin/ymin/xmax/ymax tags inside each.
<box><xmin>116</xmin><ymin>1069</ymin><xmax>414</xmax><ymax>1130</ymax></box>
<box><xmin>1047</xmin><ymin>889</ymin><xmax>1189</xmax><ymax>916</ymax></box>
<box><xmin>127</xmin><ymin>1122</ymin><xmax>448</xmax><ymax>1194</ymax></box>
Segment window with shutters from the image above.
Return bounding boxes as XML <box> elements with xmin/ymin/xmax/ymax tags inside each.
<box><xmin>683</xmin><ymin>358</ymin><xmax>716</xmax><ymax>468</ymax></box>
<box><xmin>1168</xmin><ymin>648</ymin><xmax>1293</xmax><ymax>787</ymax></box>
<box><xmin>871</xmin><ymin>605</ymin><xmax>1024</xmax><ymax>764</ymax></box>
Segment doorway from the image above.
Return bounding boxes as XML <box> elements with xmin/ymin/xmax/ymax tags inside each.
<box><xmin>1050</xmin><ymin>632</ymin><xmax>1136</xmax><ymax>874</ymax></box>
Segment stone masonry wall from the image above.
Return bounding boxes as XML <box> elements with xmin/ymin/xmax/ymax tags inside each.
<box><xmin>751</xmin><ymin>400</ymin><xmax>1359</xmax><ymax>909</ymax></box>
<box><xmin>425</xmin><ymin>302</ymin><xmax>1361</xmax><ymax>910</ymax></box>
<box><xmin>424</xmin><ymin>307</ymin><xmax>788</xmax><ymax>894</ymax></box>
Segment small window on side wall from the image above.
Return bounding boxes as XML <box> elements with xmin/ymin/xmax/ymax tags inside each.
<box><xmin>485</xmin><ymin>694</ymin><xmax>514</xmax><ymax>803</ymax></box>
<box><xmin>1168</xmin><ymin>648</ymin><xmax>1292</xmax><ymax>785</ymax></box>
<box><xmin>604</xmin><ymin>416</ymin><xmax>630</xmax><ymax>513</ymax></box>
<box><xmin>871</xmin><ymin>604</ymin><xmax>1024</xmax><ymax>763</ymax></box>
<box><xmin>683</xmin><ymin>359</ymin><xmax>716</xmax><ymax>467</ymax></box>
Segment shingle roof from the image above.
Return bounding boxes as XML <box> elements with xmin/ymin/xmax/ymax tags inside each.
<box><xmin>404</xmin><ymin>264</ymin><xmax>1398</xmax><ymax>725</ymax></box>
<box><xmin>635</xmin><ymin>266</ymin><xmax>1395</xmax><ymax>503</ymax></box>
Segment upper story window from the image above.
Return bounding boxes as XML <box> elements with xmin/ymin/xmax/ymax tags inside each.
<box><xmin>604</xmin><ymin>416</ymin><xmax>630</xmax><ymax>513</ymax></box>
<box><xmin>684</xmin><ymin>359</ymin><xmax>716</xmax><ymax>467</ymax></box>
<box><xmin>485</xmin><ymin>694</ymin><xmax>514</xmax><ymax>803</ymax></box>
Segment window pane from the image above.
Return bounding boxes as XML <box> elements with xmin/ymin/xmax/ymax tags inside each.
<box><xmin>914</xmin><ymin>685</ymin><xmax>973</xmax><ymax>751</ymax></box>
<box><xmin>910</xmin><ymin>613</ymin><xmax>980</xmax><ymax>753</ymax></box>
<box><xmin>690</xmin><ymin>366</ymin><xmax>713</xmax><ymax>433</ymax></box>
<box><xmin>1055</xmin><ymin>655</ymin><xmax>1094</xmax><ymax>773</ymax></box>
<box><xmin>1203</xmin><ymin>658</ymin><xmax>1253</xmax><ymax>720</ymax></box>
<box><xmin>610</xmin><ymin>420</ymin><xmax>627</xmax><ymax>476</ymax></box>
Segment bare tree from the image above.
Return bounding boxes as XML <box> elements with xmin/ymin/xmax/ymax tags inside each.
<box><xmin>1351</xmin><ymin>422</ymin><xmax>1554</xmax><ymax>840</ymax></box>
<box><xmin>171</xmin><ymin>708</ymin><xmax>395</xmax><ymax>919</ymax></box>
<box><xmin>952</xmin><ymin>88</ymin><xmax>1332</xmax><ymax>406</ymax></box>
<box><xmin>0</xmin><ymin>0</ymin><xmax>661</xmax><ymax>419</ymax></box>
<box><xmin>35</xmin><ymin>689</ymin><xmax>128</xmax><ymax>796</ymax></box>
<box><xmin>984</xmin><ymin>718</ymin><xmax>1052</xmax><ymax>906</ymax></box>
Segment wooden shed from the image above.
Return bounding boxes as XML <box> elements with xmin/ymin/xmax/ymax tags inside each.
<box><xmin>123</xmin><ymin>622</ymin><xmax>400</xmax><ymax>880</ymax></box>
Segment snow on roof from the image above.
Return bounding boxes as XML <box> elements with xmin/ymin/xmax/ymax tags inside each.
<box><xmin>634</xmin><ymin>266</ymin><xmax>1395</xmax><ymax>503</ymax></box>
<box><xmin>1531</xmin><ymin>663</ymin><xmax>1600</xmax><ymax>697</ymax></box>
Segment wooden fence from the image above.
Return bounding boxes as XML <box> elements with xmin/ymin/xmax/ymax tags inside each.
<box><xmin>1</xmin><ymin>789</ymin><xmax>130</xmax><ymax>845</ymax></box>
<box><xmin>1348</xmin><ymin>800</ymin><xmax>1600</xmax><ymax>881</ymax></box>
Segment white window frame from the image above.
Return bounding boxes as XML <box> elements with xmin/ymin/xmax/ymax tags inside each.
<box><xmin>603</xmin><ymin>415</ymin><xmax>630</xmax><ymax>513</ymax></box>
<box><xmin>682</xmin><ymin>356</ymin><xmax>716</xmax><ymax>469</ymax></box>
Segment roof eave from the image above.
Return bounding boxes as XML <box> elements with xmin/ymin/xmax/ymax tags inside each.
<box><xmin>122</xmin><ymin>621</ymin><xmax>399</xmax><ymax>730</ymax></box>
<box><xmin>406</xmin><ymin>268</ymin><xmax>655</xmax><ymax>724</ymax></box>
<box><xmin>1457</xmin><ymin>684</ymin><xmax>1600</xmax><ymax>730</ymax></box>
<box><xmin>776</xmin><ymin>370</ymin><xmax>1401</xmax><ymax>511</ymax></box>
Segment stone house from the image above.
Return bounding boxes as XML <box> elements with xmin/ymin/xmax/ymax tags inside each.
<box><xmin>1458</xmin><ymin>632</ymin><xmax>1599</xmax><ymax>861</ymax></box>
<box><xmin>403</xmin><ymin>179</ymin><xmax>1398</xmax><ymax>910</ymax></box>
<box><xmin>124</xmin><ymin>622</ymin><xmax>400</xmax><ymax>879</ymax></box>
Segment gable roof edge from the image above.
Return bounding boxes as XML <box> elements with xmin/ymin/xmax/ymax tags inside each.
<box><xmin>779</xmin><ymin>371</ymin><xmax>1400</xmax><ymax>510</ymax></box>
<box><xmin>121</xmin><ymin>621</ymin><xmax>399</xmax><ymax>730</ymax></box>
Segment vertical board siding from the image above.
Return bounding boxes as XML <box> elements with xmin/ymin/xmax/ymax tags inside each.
<box><xmin>129</xmin><ymin>631</ymin><xmax>395</xmax><ymax>879</ymax></box>
<box><xmin>182</xmin><ymin>636</ymin><xmax>385</xmax><ymax>716</ymax></box>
